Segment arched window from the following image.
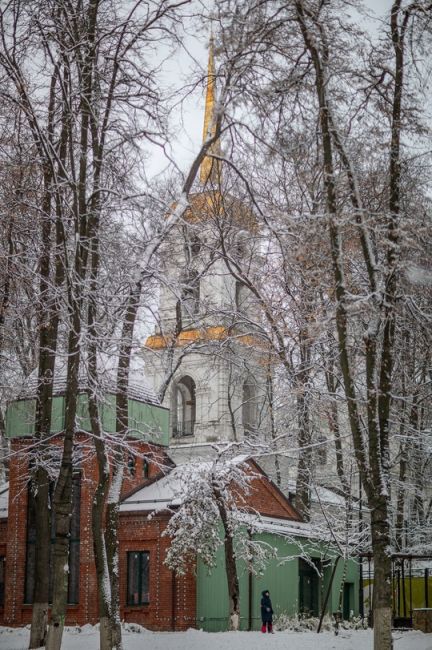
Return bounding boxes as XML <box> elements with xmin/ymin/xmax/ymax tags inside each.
<box><xmin>242</xmin><ymin>379</ymin><xmax>256</xmax><ymax>435</ymax></box>
<box><xmin>172</xmin><ymin>376</ymin><xmax>196</xmax><ymax>437</ymax></box>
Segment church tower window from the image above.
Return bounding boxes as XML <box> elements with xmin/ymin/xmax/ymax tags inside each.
<box><xmin>316</xmin><ymin>435</ymin><xmax>327</xmax><ymax>465</ymax></box>
<box><xmin>185</xmin><ymin>234</ymin><xmax>201</xmax><ymax>259</ymax></box>
<box><xmin>181</xmin><ymin>271</ymin><xmax>200</xmax><ymax>318</ymax></box>
<box><xmin>235</xmin><ymin>280</ymin><xmax>247</xmax><ymax>312</ymax></box>
<box><xmin>172</xmin><ymin>376</ymin><xmax>196</xmax><ymax>437</ymax></box>
<box><xmin>242</xmin><ymin>379</ymin><xmax>257</xmax><ymax>435</ymax></box>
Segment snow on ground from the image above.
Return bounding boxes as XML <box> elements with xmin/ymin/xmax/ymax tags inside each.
<box><xmin>0</xmin><ymin>626</ymin><xmax>431</xmax><ymax>650</ymax></box>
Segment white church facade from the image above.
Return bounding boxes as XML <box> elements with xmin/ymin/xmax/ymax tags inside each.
<box><xmin>143</xmin><ymin>190</ymin><xmax>270</xmax><ymax>456</ymax></box>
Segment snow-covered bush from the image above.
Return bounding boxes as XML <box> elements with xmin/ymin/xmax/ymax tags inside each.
<box><xmin>273</xmin><ymin>613</ymin><xmax>368</xmax><ymax>633</ymax></box>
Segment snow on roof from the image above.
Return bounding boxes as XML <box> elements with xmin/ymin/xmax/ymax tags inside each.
<box><xmin>120</xmin><ymin>471</ymin><xmax>316</xmax><ymax>540</ymax></box>
<box><xmin>0</xmin><ymin>482</ymin><xmax>9</xmax><ymax>519</ymax></box>
<box><xmin>121</xmin><ymin>472</ymin><xmax>184</xmax><ymax>513</ymax></box>
<box><xmin>283</xmin><ymin>479</ymin><xmax>354</xmax><ymax>508</ymax></box>
<box><xmin>259</xmin><ymin>517</ymin><xmax>322</xmax><ymax>540</ymax></box>
<box><xmin>239</xmin><ymin>512</ymin><xmax>319</xmax><ymax>540</ymax></box>
<box><xmin>121</xmin><ymin>458</ymin><xmax>256</xmax><ymax>514</ymax></box>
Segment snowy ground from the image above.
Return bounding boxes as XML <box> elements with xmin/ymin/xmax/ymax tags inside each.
<box><xmin>1</xmin><ymin>626</ymin><xmax>431</xmax><ymax>650</ymax></box>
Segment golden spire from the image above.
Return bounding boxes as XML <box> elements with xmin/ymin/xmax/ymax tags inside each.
<box><xmin>200</xmin><ymin>35</ymin><xmax>222</xmax><ymax>185</ymax></box>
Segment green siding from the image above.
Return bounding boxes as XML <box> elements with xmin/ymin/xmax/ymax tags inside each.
<box><xmin>76</xmin><ymin>394</ymin><xmax>92</xmax><ymax>433</ymax></box>
<box><xmin>196</xmin><ymin>533</ymin><xmax>359</xmax><ymax>632</ymax></box>
<box><xmin>197</xmin><ymin>546</ymin><xmax>232</xmax><ymax>631</ymax></box>
<box><xmin>5</xmin><ymin>394</ymin><xmax>169</xmax><ymax>446</ymax></box>
<box><xmin>6</xmin><ymin>399</ymin><xmax>36</xmax><ymax>436</ymax></box>
<box><xmin>325</xmin><ymin>557</ymin><xmax>359</xmax><ymax>616</ymax></box>
<box><xmin>51</xmin><ymin>396</ymin><xmax>65</xmax><ymax>433</ymax></box>
<box><xmin>250</xmin><ymin>533</ymin><xmax>300</xmax><ymax>624</ymax></box>
<box><xmin>101</xmin><ymin>394</ymin><xmax>116</xmax><ymax>433</ymax></box>
<box><xmin>128</xmin><ymin>399</ymin><xmax>170</xmax><ymax>446</ymax></box>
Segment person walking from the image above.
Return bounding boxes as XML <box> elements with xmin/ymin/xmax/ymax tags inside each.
<box><xmin>260</xmin><ymin>589</ymin><xmax>274</xmax><ymax>633</ymax></box>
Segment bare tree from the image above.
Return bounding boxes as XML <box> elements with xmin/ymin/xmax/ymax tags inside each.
<box><xmin>163</xmin><ymin>453</ymin><xmax>275</xmax><ymax>631</ymax></box>
<box><xmin>203</xmin><ymin>3</ymin><xmax>432</xmax><ymax>648</ymax></box>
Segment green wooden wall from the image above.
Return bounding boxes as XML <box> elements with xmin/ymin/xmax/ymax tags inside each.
<box><xmin>5</xmin><ymin>395</ymin><xmax>169</xmax><ymax>446</ymax></box>
<box><xmin>196</xmin><ymin>532</ymin><xmax>359</xmax><ymax>631</ymax></box>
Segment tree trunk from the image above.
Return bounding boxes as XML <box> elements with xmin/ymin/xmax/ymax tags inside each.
<box><xmin>224</xmin><ymin>530</ymin><xmax>240</xmax><ymax>631</ymax></box>
<box><xmin>30</xmin><ymin>188</ymin><xmax>59</xmax><ymax>649</ymax></box>
<box><xmin>395</xmin><ymin>439</ymin><xmax>407</xmax><ymax>551</ymax></box>
<box><xmin>29</xmin><ymin>470</ymin><xmax>51</xmax><ymax>649</ymax></box>
<box><xmin>323</xmin><ymin>354</ymin><xmax>350</xmax><ymax>497</ymax></box>
<box><xmin>294</xmin><ymin>393</ymin><xmax>312</xmax><ymax>521</ymax></box>
<box><xmin>91</xmin><ymin>438</ymin><xmax>112</xmax><ymax>650</ymax></box>
<box><xmin>266</xmin><ymin>368</ymin><xmax>281</xmax><ymax>487</ymax></box>
<box><xmin>294</xmin><ymin>329</ymin><xmax>312</xmax><ymax>521</ymax></box>
<box><xmin>371</xmin><ymin>501</ymin><xmax>393</xmax><ymax>650</ymax></box>
<box><xmin>105</xmin><ymin>479</ymin><xmax>123</xmax><ymax>650</ymax></box>
<box><xmin>102</xmin><ymin>278</ymin><xmax>144</xmax><ymax>650</ymax></box>
<box><xmin>46</xmin><ymin>315</ymin><xmax>81</xmax><ymax>650</ymax></box>
<box><xmin>46</xmin><ymin>0</ymin><xmax>100</xmax><ymax>641</ymax></box>
<box><xmin>89</xmin><ymin>384</ymin><xmax>114</xmax><ymax>650</ymax></box>
<box><xmin>87</xmin><ymin>224</ymin><xmax>113</xmax><ymax>649</ymax></box>
<box><xmin>214</xmin><ymin>488</ymin><xmax>240</xmax><ymax>631</ymax></box>
<box><xmin>293</xmin><ymin>5</ymin><xmax>400</xmax><ymax>649</ymax></box>
<box><xmin>29</xmin><ymin>45</ymin><xmax>69</xmax><ymax>650</ymax></box>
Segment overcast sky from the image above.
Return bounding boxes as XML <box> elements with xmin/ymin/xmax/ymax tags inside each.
<box><xmin>146</xmin><ymin>0</ymin><xmax>403</xmax><ymax>181</ymax></box>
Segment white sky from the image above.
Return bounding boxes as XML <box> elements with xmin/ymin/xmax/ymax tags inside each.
<box><xmin>146</xmin><ymin>0</ymin><xmax>397</xmax><ymax>180</ymax></box>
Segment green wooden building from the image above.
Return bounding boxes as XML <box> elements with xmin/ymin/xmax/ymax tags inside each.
<box><xmin>196</xmin><ymin>523</ymin><xmax>359</xmax><ymax>631</ymax></box>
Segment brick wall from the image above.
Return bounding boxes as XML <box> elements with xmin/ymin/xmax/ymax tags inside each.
<box><xmin>119</xmin><ymin>513</ymin><xmax>196</xmax><ymax>630</ymax></box>
<box><xmin>2</xmin><ymin>442</ymin><xmax>299</xmax><ymax>630</ymax></box>
<box><xmin>4</xmin><ymin>443</ymin><xmax>29</xmax><ymax>626</ymax></box>
<box><xmin>3</xmin><ymin>435</ymin><xmax>191</xmax><ymax>630</ymax></box>
<box><xmin>237</xmin><ymin>461</ymin><xmax>302</xmax><ymax>521</ymax></box>
<box><xmin>0</xmin><ymin>518</ymin><xmax>7</xmax><ymax>623</ymax></box>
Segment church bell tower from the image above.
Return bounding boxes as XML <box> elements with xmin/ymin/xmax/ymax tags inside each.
<box><xmin>143</xmin><ymin>39</ymin><xmax>269</xmax><ymax>458</ymax></box>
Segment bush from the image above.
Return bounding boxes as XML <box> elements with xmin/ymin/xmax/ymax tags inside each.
<box><xmin>273</xmin><ymin>613</ymin><xmax>367</xmax><ymax>632</ymax></box>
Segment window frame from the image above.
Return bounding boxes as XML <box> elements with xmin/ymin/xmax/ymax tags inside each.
<box><xmin>316</xmin><ymin>434</ymin><xmax>328</xmax><ymax>466</ymax></box>
<box><xmin>181</xmin><ymin>270</ymin><xmax>200</xmax><ymax>317</ymax></box>
<box><xmin>24</xmin><ymin>473</ymin><xmax>81</xmax><ymax>605</ymax></box>
<box><xmin>242</xmin><ymin>379</ymin><xmax>257</xmax><ymax>435</ymax></box>
<box><xmin>126</xmin><ymin>550</ymin><xmax>150</xmax><ymax>607</ymax></box>
<box><xmin>172</xmin><ymin>376</ymin><xmax>196</xmax><ymax>437</ymax></box>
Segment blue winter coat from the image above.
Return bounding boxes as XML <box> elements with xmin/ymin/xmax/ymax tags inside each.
<box><xmin>261</xmin><ymin>591</ymin><xmax>273</xmax><ymax>623</ymax></box>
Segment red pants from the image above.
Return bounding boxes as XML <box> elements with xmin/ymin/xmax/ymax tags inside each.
<box><xmin>261</xmin><ymin>622</ymin><xmax>273</xmax><ymax>633</ymax></box>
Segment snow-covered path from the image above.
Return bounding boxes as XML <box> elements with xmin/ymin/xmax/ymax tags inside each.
<box><xmin>0</xmin><ymin>627</ymin><xmax>431</xmax><ymax>650</ymax></box>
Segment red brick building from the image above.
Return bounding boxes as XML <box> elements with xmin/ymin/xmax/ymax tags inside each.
<box><xmin>0</xmin><ymin>435</ymin><xmax>302</xmax><ymax>631</ymax></box>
